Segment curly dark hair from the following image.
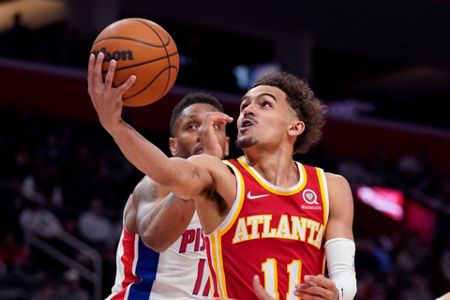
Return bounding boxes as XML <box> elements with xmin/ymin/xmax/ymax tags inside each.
<box><xmin>252</xmin><ymin>72</ymin><xmax>327</xmax><ymax>154</ymax></box>
<box><xmin>169</xmin><ymin>92</ymin><xmax>224</xmax><ymax>136</ymax></box>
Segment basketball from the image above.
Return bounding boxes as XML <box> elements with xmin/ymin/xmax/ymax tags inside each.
<box><xmin>91</xmin><ymin>18</ymin><xmax>179</xmax><ymax>107</ymax></box>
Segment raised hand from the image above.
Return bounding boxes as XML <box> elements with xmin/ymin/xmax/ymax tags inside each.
<box><xmin>87</xmin><ymin>52</ymin><xmax>136</xmax><ymax>133</ymax></box>
<box><xmin>198</xmin><ymin>111</ymin><xmax>233</xmax><ymax>158</ymax></box>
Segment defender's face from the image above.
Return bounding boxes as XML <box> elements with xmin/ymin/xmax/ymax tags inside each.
<box><xmin>236</xmin><ymin>85</ymin><xmax>297</xmax><ymax>149</ymax></box>
<box><xmin>170</xmin><ymin>103</ymin><xmax>228</xmax><ymax>159</ymax></box>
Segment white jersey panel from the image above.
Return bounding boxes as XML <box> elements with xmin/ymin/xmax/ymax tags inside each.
<box><xmin>106</xmin><ymin>212</ymin><xmax>210</xmax><ymax>300</ymax></box>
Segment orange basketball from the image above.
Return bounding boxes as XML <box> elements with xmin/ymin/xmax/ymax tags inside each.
<box><xmin>91</xmin><ymin>18</ymin><xmax>179</xmax><ymax>107</ymax></box>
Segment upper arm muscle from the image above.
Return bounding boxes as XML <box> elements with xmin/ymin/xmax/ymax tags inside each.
<box><xmin>325</xmin><ymin>173</ymin><xmax>354</xmax><ymax>241</ymax></box>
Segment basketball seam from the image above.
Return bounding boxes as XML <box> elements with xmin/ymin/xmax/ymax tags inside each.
<box><xmin>133</xmin><ymin>19</ymin><xmax>171</xmax><ymax>46</ymax></box>
<box><xmin>134</xmin><ymin>19</ymin><xmax>174</xmax><ymax>98</ymax></box>
<box><xmin>122</xmin><ymin>65</ymin><xmax>178</xmax><ymax>100</ymax></box>
<box><xmin>94</xmin><ymin>36</ymin><xmax>169</xmax><ymax>48</ymax></box>
<box><xmin>101</xmin><ymin>52</ymin><xmax>179</xmax><ymax>73</ymax></box>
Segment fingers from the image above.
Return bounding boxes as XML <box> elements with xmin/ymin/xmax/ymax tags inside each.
<box><xmin>304</xmin><ymin>275</ymin><xmax>336</xmax><ymax>290</ymax></box>
<box><xmin>104</xmin><ymin>59</ymin><xmax>116</xmax><ymax>87</ymax></box>
<box><xmin>93</xmin><ymin>52</ymin><xmax>105</xmax><ymax>86</ymax></box>
<box><xmin>203</xmin><ymin>112</ymin><xmax>233</xmax><ymax>133</ymax></box>
<box><xmin>252</xmin><ymin>275</ymin><xmax>266</xmax><ymax>298</ymax></box>
<box><xmin>118</xmin><ymin>75</ymin><xmax>137</xmax><ymax>95</ymax></box>
<box><xmin>87</xmin><ymin>53</ymin><xmax>95</xmax><ymax>90</ymax></box>
<box><xmin>253</xmin><ymin>275</ymin><xmax>275</xmax><ymax>300</ymax></box>
<box><xmin>294</xmin><ymin>275</ymin><xmax>338</xmax><ymax>300</ymax></box>
<box><xmin>205</xmin><ymin>112</ymin><xmax>234</xmax><ymax>125</ymax></box>
<box><xmin>88</xmin><ymin>51</ymin><xmax>135</xmax><ymax>96</ymax></box>
<box><xmin>294</xmin><ymin>284</ymin><xmax>325</xmax><ymax>298</ymax></box>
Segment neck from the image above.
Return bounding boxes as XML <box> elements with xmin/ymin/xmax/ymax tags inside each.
<box><xmin>243</xmin><ymin>146</ymin><xmax>298</xmax><ymax>187</ymax></box>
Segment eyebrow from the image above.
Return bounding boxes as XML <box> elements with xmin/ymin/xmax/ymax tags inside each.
<box><xmin>180</xmin><ymin>114</ymin><xmax>199</xmax><ymax>122</ymax></box>
<box><xmin>241</xmin><ymin>92</ymin><xmax>277</xmax><ymax>102</ymax></box>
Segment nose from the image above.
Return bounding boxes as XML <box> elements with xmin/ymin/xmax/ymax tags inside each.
<box><xmin>242</xmin><ymin>103</ymin><xmax>255</xmax><ymax>117</ymax></box>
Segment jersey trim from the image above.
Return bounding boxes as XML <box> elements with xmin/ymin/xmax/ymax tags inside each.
<box><xmin>316</xmin><ymin>167</ymin><xmax>329</xmax><ymax>274</ymax></box>
<box><xmin>108</xmin><ymin>228</ymin><xmax>159</xmax><ymax>300</ymax></box>
<box><xmin>218</xmin><ymin>160</ymin><xmax>245</xmax><ymax>234</ymax></box>
<box><xmin>206</xmin><ymin>160</ymin><xmax>246</xmax><ymax>299</ymax></box>
<box><xmin>127</xmin><ymin>239</ymin><xmax>159</xmax><ymax>299</ymax></box>
<box><xmin>208</xmin><ymin>234</ymin><xmax>228</xmax><ymax>298</ymax></box>
<box><xmin>316</xmin><ymin>167</ymin><xmax>329</xmax><ymax>227</ymax></box>
<box><xmin>236</xmin><ymin>156</ymin><xmax>307</xmax><ymax>195</ymax></box>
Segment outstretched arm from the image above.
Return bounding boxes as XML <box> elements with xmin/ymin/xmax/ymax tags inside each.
<box><xmin>132</xmin><ymin>112</ymin><xmax>231</xmax><ymax>252</ymax></box>
<box><xmin>88</xmin><ymin>52</ymin><xmax>210</xmax><ymax>199</ymax></box>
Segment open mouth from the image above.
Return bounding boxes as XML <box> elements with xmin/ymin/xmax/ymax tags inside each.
<box><xmin>240</xmin><ymin>118</ymin><xmax>255</xmax><ymax>129</ymax></box>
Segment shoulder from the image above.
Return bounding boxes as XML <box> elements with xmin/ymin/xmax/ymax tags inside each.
<box><xmin>133</xmin><ymin>176</ymin><xmax>171</xmax><ymax>200</ymax></box>
<box><xmin>324</xmin><ymin>172</ymin><xmax>354</xmax><ymax>207</ymax></box>
<box><xmin>324</xmin><ymin>172</ymin><xmax>351</xmax><ymax>192</ymax></box>
<box><xmin>134</xmin><ymin>176</ymin><xmax>155</xmax><ymax>193</ymax></box>
<box><xmin>323</xmin><ymin>172</ymin><xmax>354</xmax><ymax>240</ymax></box>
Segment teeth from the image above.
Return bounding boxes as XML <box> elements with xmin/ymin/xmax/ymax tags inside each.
<box><xmin>242</xmin><ymin>120</ymin><xmax>252</xmax><ymax>127</ymax></box>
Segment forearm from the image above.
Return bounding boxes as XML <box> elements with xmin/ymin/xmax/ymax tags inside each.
<box><xmin>109</xmin><ymin>120</ymin><xmax>178</xmax><ymax>187</ymax></box>
<box><xmin>139</xmin><ymin>195</ymin><xmax>196</xmax><ymax>252</ymax></box>
<box><xmin>325</xmin><ymin>238</ymin><xmax>357</xmax><ymax>300</ymax></box>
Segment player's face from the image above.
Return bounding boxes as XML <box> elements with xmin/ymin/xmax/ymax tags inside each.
<box><xmin>170</xmin><ymin>103</ymin><xmax>229</xmax><ymax>159</ymax></box>
<box><xmin>236</xmin><ymin>85</ymin><xmax>299</xmax><ymax>150</ymax></box>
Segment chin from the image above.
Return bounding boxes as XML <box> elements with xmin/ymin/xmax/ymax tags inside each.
<box><xmin>235</xmin><ymin>137</ymin><xmax>257</xmax><ymax>149</ymax></box>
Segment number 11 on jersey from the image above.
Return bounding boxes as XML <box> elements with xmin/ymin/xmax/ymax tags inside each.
<box><xmin>261</xmin><ymin>258</ymin><xmax>302</xmax><ymax>300</ymax></box>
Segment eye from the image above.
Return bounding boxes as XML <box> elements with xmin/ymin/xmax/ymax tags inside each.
<box><xmin>262</xmin><ymin>101</ymin><xmax>272</xmax><ymax>108</ymax></box>
<box><xmin>213</xmin><ymin>124</ymin><xmax>221</xmax><ymax>130</ymax></box>
<box><xmin>240</xmin><ymin>102</ymin><xmax>249</xmax><ymax>111</ymax></box>
<box><xmin>186</xmin><ymin>123</ymin><xmax>198</xmax><ymax>131</ymax></box>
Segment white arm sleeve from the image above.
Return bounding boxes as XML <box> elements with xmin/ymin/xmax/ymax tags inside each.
<box><xmin>325</xmin><ymin>238</ymin><xmax>357</xmax><ymax>300</ymax></box>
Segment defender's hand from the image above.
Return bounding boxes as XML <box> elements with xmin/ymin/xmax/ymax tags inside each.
<box><xmin>198</xmin><ymin>111</ymin><xmax>233</xmax><ymax>159</ymax></box>
<box><xmin>87</xmin><ymin>52</ymin><xmax>136</xmax><ymax>133</ymax></box>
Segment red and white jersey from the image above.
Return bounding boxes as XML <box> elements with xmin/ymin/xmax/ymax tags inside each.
<box><xmin>106</xmin><ymin>212</ymin><xmax>210</xmax><ymax>300</ymax></box>
<box><xmin>206</xmin><ymin>156</ymin><xmax>330</xmax><ymax>300</ymax></box>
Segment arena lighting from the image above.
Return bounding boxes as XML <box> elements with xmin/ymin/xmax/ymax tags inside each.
<box><xmin>326</xmin><ymin>99</ymin><xmax>375</xmax><ymax>117</ymax></box>
<box><xmin>0</xmin><ymin>0</ymin><xmax>65</xmax><ymax>31</ymax></box>
<box><xmin>356</xmin><ymin>185</ymin><xmax>404</xmax><ymax>221</ymax></box>
<box><xmin>233</xmin><ymin>63</ymin><xmax>281</xmax><ymax>90</ymax></box>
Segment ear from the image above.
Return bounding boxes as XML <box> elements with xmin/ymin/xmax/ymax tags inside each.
<box><xmin>288</xmin><ymin>120</ymin><xmax>305</xmax><ymax>137</ymax></box>
<box><xmin>169</xmin><ymin>137</ymin><xmax>178</xmax><ymax>156</ymax></box>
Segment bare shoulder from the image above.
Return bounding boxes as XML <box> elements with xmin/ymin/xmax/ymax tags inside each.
<box><xmin>133</xmin><ymin>176</ymin><xmax>169</xmax><ymax>203</ymax></box>
<box><xmin>324</xmin><ymin>172</ymin><xmax>354</xmax><ymax>212</ymax></box>
<box><xmin>325</xmin><ymin>172</ymin><xmax>352</xmax><ymax>195</ymax></box>
<box><xmin>134</xmin><ymin>176</ymin><xmax>155</xmax><ymax>194</ymax></box>
<box><xmin>323</xmin><ymin>172</ymin><xmax>354</xmax><ymax>240</ymax></box>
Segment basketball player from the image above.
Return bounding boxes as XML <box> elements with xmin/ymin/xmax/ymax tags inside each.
<box><xmin>88</xmin><ymin>52</ymin><xmax>357</xmax><ymax>300</ymax></box>
<box><xmin>105</xmin><ymin>92</ymin><xmax>231</xmax><ymax>300</ymax></box>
